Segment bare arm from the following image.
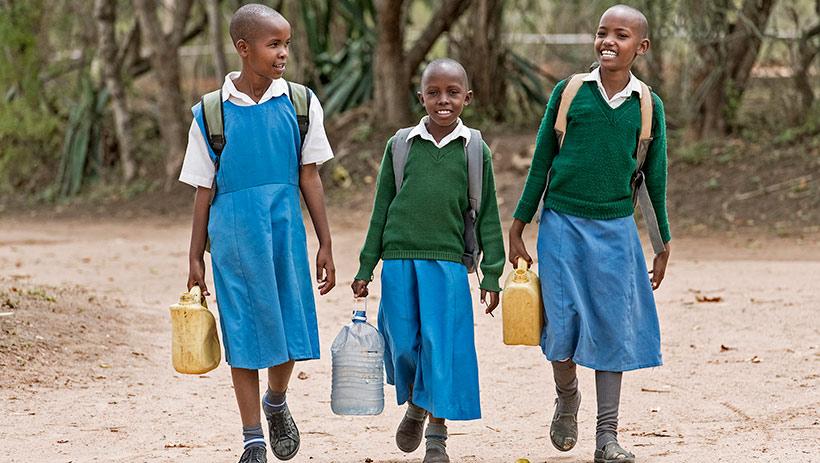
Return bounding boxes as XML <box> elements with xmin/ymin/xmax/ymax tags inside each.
<box><xmin>300</xmin><ymin>163</ymin><xmax>335</xmax><ymax>295</ymax></box>
<box><xmin>187</xmin><ymin>186</ymin><xmax>212</xmax><ymax>295</ymax></box>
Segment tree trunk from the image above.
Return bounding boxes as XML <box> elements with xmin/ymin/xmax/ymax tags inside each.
<box><xmin>206</xmin><ymin>0</ymin><xmax>227</xmax><ymax>81</ymax></box>
<box><xmin>459</xmin><ymin>0</ymin><xmax>505</xmax><ymax>120</ymax></box>
<box><xmin>94</xmin><ymin>0</ymin><xmax>136</xmax><ymax>182</ymax></box>
<box><xmin>689</xmin><ymin>0</ymin><xmax>777</xmax><ymax>139</ymax></box>
<box><xmin>374</xmin><ymin>0</ymin><xmax>411</xmax><ymax>127</ymax></box>
<box><xmin>133</xmin><ymin>0</ymin><xmax>194</xmax><ymax>189</ymax></box>
<box><xmin>794</xmin><ymin>0</ymin><xmax>819</xmax><ymax>114</ymax></box>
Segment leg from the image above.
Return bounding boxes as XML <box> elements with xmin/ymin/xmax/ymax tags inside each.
<box><xmin>424</xmin><ymin>417</ymin><xmax>449</xmax><ymax>463</ymax></box>
<box><xmin>231</xmin><ymin>368</ymin><xmax>268</xmax><ymax>463</ymax></box>
<box><xmin>263</xmin><ymin>360</ymin><xmax>300</xmax><ymax>461</ymax></box>
<box><xmin>550</xmin><ymin>359</ymin><xmax>581</xmax><ymax>451</ymax></box>
<box><xmin>594</xmin><ymin>370</ymin><xmax>634</xmax><ymax>463</ymax></box>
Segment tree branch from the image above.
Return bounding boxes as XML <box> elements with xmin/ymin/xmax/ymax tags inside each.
<box><xmin>406</xmin><ymin>0</ymin><xmax>473</xmax><ymax>74</ymax></box>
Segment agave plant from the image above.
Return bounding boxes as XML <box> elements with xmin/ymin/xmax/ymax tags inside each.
<box><xmin>299</xmin><ymin>0</ymin><xmax>376</xmax><ymax>116</ymax></box>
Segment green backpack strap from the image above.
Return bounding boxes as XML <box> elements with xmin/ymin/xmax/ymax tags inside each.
<box><xmin>462</xmin><ymin>128</ymin><xmax>484</xmax><ymax>274</ymax></box>
<box><xmin>286</xmin><ymin>81</ymin><xmax>311</xmax><ymax>158</ymax></box>
<box><xmin>201</xmin><ymin>89</ymin><xmax>226</xmax><ymax>167</ymax></box>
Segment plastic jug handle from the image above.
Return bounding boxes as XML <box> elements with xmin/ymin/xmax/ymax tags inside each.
<box><xmin>352</xmin><ymin>297</ymin><xmax>367</xmax><ymax>323</ymax></box>
<box><xmin>516</xmin><ymin>257</ymin><xmax>528</xmax><ymax>271</ymax></box>
<box><xmin>190</xmin><ymin>285</ymin><xmax>208</xmax><ymax>308</ymax></box>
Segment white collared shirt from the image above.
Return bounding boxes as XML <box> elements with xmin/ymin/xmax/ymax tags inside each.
<box><xmin>406</xmin><ymin>116</ymin><xmax>471</xmax><ymax>149</ymax></box>
<box><xmin>179</xmin><ymin>71</ymin><xmax>334</xmax><ymax>188</ymax></box>
<box><xmin>583</xmin><ymin>67</ymin><xmax>643</xmax><ymax>109</ymax></box>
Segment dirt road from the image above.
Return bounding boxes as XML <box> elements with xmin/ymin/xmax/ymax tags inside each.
<box><xmin>1</xmin><ymin>215</ymin><xmax>818</xmax><ymax>462</ymax></box>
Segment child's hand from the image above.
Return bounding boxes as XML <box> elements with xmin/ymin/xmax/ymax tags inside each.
<box><xmin>650</xmin><ymin>242</ymin><xmax>671</xmax><ymax>290</ymax></box>
<box><xmin>351</xmin><ymin>279</ymin><xmax>369</xmax><ymax>298</ymax></box>
<box><xmin>481</xmin><ymin>290</ymin><xmax>500</xmax><ymax>315</ymax></box>
<box><xmin>316</xmin><ymin>246</ymin><xmax>336</xmax><ymax>295</ymax></box>
<box><xmin>187</xmin><ymin>258</ymin><xmax>210</xmax><ymax>296</ymax></box>
<box><xmin>508</xmin><ymin>233</ymin><xmax>532</xmax><ymax>267</ymax></box>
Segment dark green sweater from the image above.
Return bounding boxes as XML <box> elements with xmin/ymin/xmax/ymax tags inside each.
<box><xmin>355</xmin><ymin>136</ymin><xmax>505</xmax><ymax>292</ymax></box>
<box><xmin>513</xmin><ymin>79</ymin><xmax>671</xmax><ymax>243</ymax></box>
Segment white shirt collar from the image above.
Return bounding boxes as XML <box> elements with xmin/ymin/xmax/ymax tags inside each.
<box><xmin>221</xmin><ymin>71</ymin><xmax>288</xmax><ymax>105</ymax></box>
<box><xmin>406</xmin><ymin>116</ymin><xmax>471</xmax><ymax>149</ymax></box>
<box><xmin>583</xmin><ymin>68</ymin><xmax>642</xmax><ymax>106</ymax></box>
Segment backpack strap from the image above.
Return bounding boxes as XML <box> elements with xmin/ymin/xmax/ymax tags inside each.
<box><xmin>201</xmin><ymin>89</ymin><xmax>226</xmax><ymax>167</ymax></box>
<box><xmin>286</xmin><ymin>81</ymin><xmax>311</xmax><ymax>158</ymax></box>
<box><xmin>631</xmin><ymin>80</ymin><xmax>665</xmax><ymax>255</ymax></box>
<box><xmin>553</xmin><ymin>73</ymin><xmax>588</xmax><ymax>147</ymax></box>
<box><xmin>462</xmin><ymin>128</ymin><xmax>485</xmax><ymax>274</ymax></box>
<box><xmin>391</xmin><ymin>127</ymin><xmax>415</xmax><ymax>191</ymax></box>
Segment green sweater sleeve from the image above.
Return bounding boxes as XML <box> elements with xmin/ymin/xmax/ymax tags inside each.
<box><xmin>354</xmin><ymin>139</ymin><xmax>396</xmax><ymax>281</ymax></box>
<box><xmin>477</xmin><ymin>142</ymin><xmax>505</xmax><ymax>292</ymax></box>
<box><xmin>512</xmin><ymin>79</ymin><xmax>568</xmax><ymax>223</ymax></box>
<box><xmin>644</xmin><ymin>93</ymin><xmax>672</xmax><ymax>243</ymax></box>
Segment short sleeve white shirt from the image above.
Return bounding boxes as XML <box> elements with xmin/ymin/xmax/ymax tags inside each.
<box><xmin>179</xmin><ymin>72</ymin><xmax>334</xmax><ymax>188</ymax></box>
<box><xmin>583</xmin><ymin>67</ymin><xmax>643</xmax><ymax>109</ymax></box>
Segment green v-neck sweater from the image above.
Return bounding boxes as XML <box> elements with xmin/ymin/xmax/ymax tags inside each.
<box><xmin>355</xmin><ymin>136</ymin><xmax>505</xmax><ymax>292</ymax></box>
<box><xmin>513</xmin><ymin>79</ymin><xmax>671</xmax><ymax>243</ymax></box>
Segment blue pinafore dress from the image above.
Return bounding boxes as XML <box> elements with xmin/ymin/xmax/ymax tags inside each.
<box><xmin>192</xmin><ymin>95</ymin><xmax>320</xmax><ymax>370</ymax></box>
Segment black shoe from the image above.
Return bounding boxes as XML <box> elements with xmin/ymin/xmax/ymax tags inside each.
<box><xmin>238</xmin><ymin>446</ymin><xmax>267</xmax><ymax>463</ymax></box>
<box><xmin>265</xmin><ymin>403</ymin><xmax>300</xmax><ymax>461</ymax></box>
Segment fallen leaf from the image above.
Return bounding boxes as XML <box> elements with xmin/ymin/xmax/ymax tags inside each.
<box><xmin>696</xmin><ymin>294</ymin><xmax>723</xmax><ymax>303</ymax></box>
<box><xmin>720</xmin><ymin>344</ymin><xmax>734</xmax><ymax>352</ymax></box>
<box><xmin>57</xmin><ymin>439</ymin><xmax>69</xmax><ymax>444</ymax></box>
<box><xmin>297</xmin><ymin>371</ymin><xmax>309</xmax><ymax>380</ymax></box>
<box><xmin>164</xmin><ymin>443</ymin><xmax>192</xmax><ymax>448</ymax></box>
<box><xmin>750</xmin><ymin>356</ymin><xmax>762</xmax><ymax>363</ymax></box>
<box><xmin>99</xmin><ymin>363</ymin><xmax>111</xmax><ymax>368</ymax></box>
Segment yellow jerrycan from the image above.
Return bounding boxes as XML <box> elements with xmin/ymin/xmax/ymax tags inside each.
<box><xmin>169</xmin><ymin>285</ymin><xmax>221</xmax><ymax>374</ymax></box>
<box><xmin>501</xmin><ymin>258</ymin><xmax>543</xmax><ymax>346</ymax></box>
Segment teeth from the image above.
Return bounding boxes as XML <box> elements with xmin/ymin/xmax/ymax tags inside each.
<box><xmin>601</xmin><ymin>50</ymin><xmax>616</xmax><ymax>57</ymax></box>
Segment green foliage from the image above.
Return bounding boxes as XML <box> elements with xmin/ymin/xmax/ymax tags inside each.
<box><xmin>301</xmin><ymin>0</ymin><xmax>376</xmax><ymax>116</ymax></box>
<box><xmin>0</xmin><ymin>1</ymin><xmax>62</xmax><ymax>194</ymax></box>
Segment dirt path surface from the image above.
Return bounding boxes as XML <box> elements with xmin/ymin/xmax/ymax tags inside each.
<box><xmin>1</xmin><ymin>215</ymin><xmax>818</xmax><ymax>463</ymax></box>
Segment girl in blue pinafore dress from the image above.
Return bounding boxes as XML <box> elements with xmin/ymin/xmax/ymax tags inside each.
<box><xmin>508</xmin><ymin>6</ymin><xmax>672</xmax><ymax>462</ymax></box>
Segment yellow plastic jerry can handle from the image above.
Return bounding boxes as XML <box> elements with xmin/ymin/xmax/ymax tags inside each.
<box><xmin>513</xmin><ymin>257</ymin><xmax>530</xmax><ymax>283</ymax></box>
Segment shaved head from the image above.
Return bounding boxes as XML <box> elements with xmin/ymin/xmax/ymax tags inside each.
<box><xmin>421</xmin><ymin>58</ymin><xmax>470</xmax><ymax>89</ymax></box>
<box><xmin>229</xmin><ymin>3</ymin><xmax>287</xmax><ymax>44</ymax></box>
<box><xmin>602</xmin><ymin>4</ymin><xmax>649</xmax><ymax>38</ymax></box>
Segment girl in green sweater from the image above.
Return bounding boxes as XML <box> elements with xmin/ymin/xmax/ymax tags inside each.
<box><xmin>352</xmin><ymin>58</ymin><xmax>505</xmax><ymax>463</ymax></box>
<box><xmin>508</xmin><ymin>5</ymin><xmax>671</xmax><ymax>463</ymax></box>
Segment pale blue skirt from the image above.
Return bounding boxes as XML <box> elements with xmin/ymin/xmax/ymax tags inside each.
<box><xmin>537</xmin><ymin>209</ymin><xmax>662</xmax><ymax>371</ymax></box>
<box><xmin>378</xmin><ymin>259</ymin><xmax>481</xmax><ymax>420</ymax></box>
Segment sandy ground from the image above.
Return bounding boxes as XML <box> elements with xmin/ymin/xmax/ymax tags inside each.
<box><xmin>1</xmin><ymin>213</ymin><xmax>818</xmax><ymax>463</ymax></box>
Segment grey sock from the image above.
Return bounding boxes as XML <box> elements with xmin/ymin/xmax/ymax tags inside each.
<box><xmin>425</xmin><ymin>422</ymin><xmax>448</xmax><ymax>452</ymax></box>
<box><xmin>243</xmin><ymin>423</ymin><xmax>266</xmax><ymax>449</ymax></box>
<box><xmin>552</xmin><ymin>360</ymin><xmax>580</xmax><ymax>414</ymax></box>
<box><xmin>595</xmin><ymin>370</ymin><xmax>623</xmax><ymax>450</ymax></box>
<box><xmin>263</xmin><ymin>389</ymin><xmax>287</xmax><ymax>415</ymax></box>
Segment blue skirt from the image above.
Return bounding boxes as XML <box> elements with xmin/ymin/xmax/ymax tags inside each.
<box><xmin>537</xmin><ymin>209</ymin><xmax>662</xmax><ymax>371</ymax></box>
<box><xmin>378</xmin><ymin>259</ymin><xmax>481</xmax><ymax>421</ymax></box>
<box><xmin>208</xmin><ymin>184</ymin><xmax>320</xmax><ymax>369</ymax></box>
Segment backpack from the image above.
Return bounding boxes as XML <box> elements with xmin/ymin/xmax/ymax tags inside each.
<box><xmin>390</xmin><ymin>127</ymin><xmax>485</xmax><ymax>273</ymax></box>
<box><xmin>200</xmin><ymin>81</ymin><xmax>312</xmax><ymax>194</ymax></box>
<box><xmin>546</xmin><ymin>73</ymin><xmax>665</xmax><ymax>255</ymax></box>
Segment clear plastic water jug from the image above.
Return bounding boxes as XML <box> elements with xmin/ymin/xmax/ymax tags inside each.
<box><xmin>330</xmin><ymin>298</ymin><xmax>385</xmax><ymax>415</ymax></box>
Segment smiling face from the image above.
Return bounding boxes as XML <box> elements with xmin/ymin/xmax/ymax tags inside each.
<box><xmin>417</xmin><ymin>63</ymin><xmax>472</xmax><ymax>131</ymax></box>
<box><xmin>595</xmin><ymin>7</ymin><xmax>650</xmax><ymax>73</ymax></box>
<box><xmin>235</xmin><ymin>15</ymin><xmax>291</xmax><ymax>80</ymax></box>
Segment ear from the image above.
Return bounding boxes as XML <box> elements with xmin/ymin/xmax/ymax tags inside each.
<box><xmin>236</xmin><ymin>39</ymin><xmax>250</xmax><ymax>58</ymax></box>
<box><xmin>464</xmin><ymin>90</ymin><xmax>473</xmax><ymax>106</ymax></box>
<box><xmin>417</xmin><ymin>91</ymin><xmax>424</xmax><ymax>105</ymax></box>
<box><xmin>637</xmin><ymin>38</ymin><xmax>650</xmax><ymax>56</ymax></box>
